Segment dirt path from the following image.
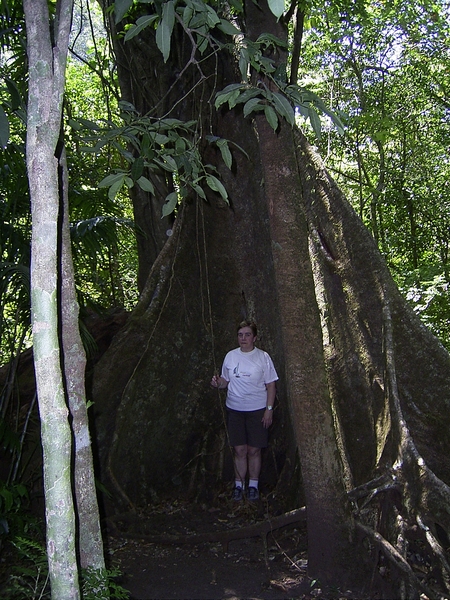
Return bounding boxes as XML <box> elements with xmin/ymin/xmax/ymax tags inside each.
<box><xmin>106</xmin><ymin>495</ymin><xmax>318</xmax><ymax>600</ymax></box>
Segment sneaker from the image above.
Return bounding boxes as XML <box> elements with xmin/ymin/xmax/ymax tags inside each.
<box><xmin>247</xmin><ymin>486</ymin><xmax>259</xmax><ymax>501</ymax></box>
<box><xmin>232</xmin><ymin>486</ymin><xmax>243</xmax><ymax>501</ymax></box>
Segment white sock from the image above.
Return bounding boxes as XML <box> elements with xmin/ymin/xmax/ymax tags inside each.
<box><xmin>249</xmin><ymin>479</ymin><xmax>258</xmax><ymax>489</ymax></box>
<box><xmin>235</xmin><ymin>479</ymin><xmax>244</xmax><ymax>489</ymax></box>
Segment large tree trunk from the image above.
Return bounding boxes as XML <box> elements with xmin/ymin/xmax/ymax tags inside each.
<box><xmin>295</xmin><ymin>128</ymin><xmax>450</xmax><ymax>597</ymax></box>
<box><xmin>244</xmin><ymin>2</ymin><xmax>365</xmax><ymax>587</ymax></box>
<box><xmin>94</xmin><ymin>1</ymin><xmax>295</xmax><ymax>510</ymax></box>
<box><xmin>255</xmin><ymin>113</ymin><xmax>361</xmax><ymax>585</ymax></box>
<box><xmin>92</xmin><ymin>106</ymin><xmax>294</xmax><ymax>506</ymax></box>
<box><xmin>92</xmin><ymin>2</ymin><xmax>450</xmax><ymax>596</ymax></box>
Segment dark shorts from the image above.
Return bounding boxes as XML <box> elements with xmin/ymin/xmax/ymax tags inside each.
<box><xmin>227</xmin><ymin>408</ymin><xmax>268</xmax><ymax>448</ymax></box>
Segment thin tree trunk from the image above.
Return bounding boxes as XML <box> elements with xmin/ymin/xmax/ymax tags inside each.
<box><xmin>24</xmin><ymin>0</ymin><xmax>80</xmax><ymax>597</ymax></box>
<box><xmin>60</xmin><ymin>147</ymin><xmax>106</xmax><ymax>573</ymax></box>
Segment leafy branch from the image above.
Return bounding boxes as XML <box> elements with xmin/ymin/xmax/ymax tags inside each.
<box><xmin>115</xmin><ymin>0</ymin><xmax>344</xmax><ymax>137</ymax></box>
<box><xmin>72</xmin><ymin>104</ymin><xmax>239</xmax><ymax>216</ymax></box>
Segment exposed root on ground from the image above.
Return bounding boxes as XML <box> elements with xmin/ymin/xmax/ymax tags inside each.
<box><xmin>106</xmin><ymin>506</ymin><xmax>306</xmax><ymax>553</ymax></box>
<box><xmin>342</xmin><ymin>292</ymin><xmax>450</xmax><ymax>599</ymax></box>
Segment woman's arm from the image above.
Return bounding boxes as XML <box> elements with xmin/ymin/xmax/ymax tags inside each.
<box><xmin>265</xmin><ymin>381</ymin><xmax>276</xmax><ymax>409</ymax></box>
<box><xmin>262</xmin><ymin>381</ymin><xmax>276</xmax><ymax>428</ymax></box>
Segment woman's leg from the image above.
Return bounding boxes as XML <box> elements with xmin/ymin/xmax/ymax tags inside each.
<box><xmin>233</xmin><ymin>444</ymin><xmax>248</xmax><ymax>485</ymax></box>
<box><xmin>247</xmin><ymin>446</ymin><xmax>261</xmax><ymax>481</ymax></box>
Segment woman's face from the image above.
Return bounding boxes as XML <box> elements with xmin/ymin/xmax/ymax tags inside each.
<box><xmin>237</xmin><ymin>326</ymin><xmax>256</xmax><ymax>352</ymax></box>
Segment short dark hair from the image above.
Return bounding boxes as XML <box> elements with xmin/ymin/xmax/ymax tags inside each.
<box><xmin>237</xmin><ymin>319</ymin><xmax>257</xmax><ymax>337</ymax></box>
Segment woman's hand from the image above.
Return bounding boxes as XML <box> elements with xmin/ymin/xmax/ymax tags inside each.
<box><xmin>211</xmin><ymin>374</ymin><xmax>227</xmax><ymax>389</ymax></box>
<box><xmin>262</xmin><ymin>409</ymin><xmax>273</xmax><ymax>429</ymax></box>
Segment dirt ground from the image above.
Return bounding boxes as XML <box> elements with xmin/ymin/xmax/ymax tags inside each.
<box><xmin>105</xmin><ymin>491</ymin><xmax>354</xmax><ymax>600</ymax></box>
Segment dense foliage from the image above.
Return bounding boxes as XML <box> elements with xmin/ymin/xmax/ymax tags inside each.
<box><xmin>297</xmin><ymin>0</ymin><xmax>450</xmax><ymax>346</ymax></box>
<box><xmin>1</xmin><ymin>0</ymin><xmax>449</xmax><ymax>370</ymax></box>
<box><xmin>0</xmin><ymin>1</ymin><xmax>138</xmax><ymax>370</ymax></box>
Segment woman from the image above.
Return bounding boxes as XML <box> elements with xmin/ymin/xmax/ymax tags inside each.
<box><xmin>211</xmin><ymin>320</ymin><xmax>278</xmax><ymax>501</ymax></box>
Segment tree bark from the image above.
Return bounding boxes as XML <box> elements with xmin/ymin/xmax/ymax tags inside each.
<box><xmin>60</xmin><ymin>147</ymin><xmax>106</xmax><ymax>573</ymax></box>
<box><xmin>242</xmin><ymin>0</ymin><xmax>364</xmax><ymax>585</ymax></box>
<box><xmin>256</xmin><ymin>113</ymin><xmax>361</xmax><ymax>585</ymax></box>
<box><xmin>295</xmin><ymin>126</ymin><xmax>450</xmax><ymax>594</ymax></box>
<box><xmin>24</xmin><ymin>0</ymin><xmax>80</xmax><ymax>597</ymax></box>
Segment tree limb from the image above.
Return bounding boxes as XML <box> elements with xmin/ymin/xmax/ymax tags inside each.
<box><xmin>355</xmin><ymin>521</ymin><xmax>432</xmax><ymax>600</ymax></box>
<box><xmin>107</xmin><ymin>507</ymin><xmax>306</xmax><ymax>552</ymax></box>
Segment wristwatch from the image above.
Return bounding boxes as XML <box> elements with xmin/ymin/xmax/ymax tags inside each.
<box><xmin>266</xmin><ymin>405</ymin><xmax>273</xmax><ymax>411</ymax></box>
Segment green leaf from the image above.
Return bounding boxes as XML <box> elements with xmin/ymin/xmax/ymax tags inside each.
<box><xmin>162</xmin><ymin>191</ymin><xmax>179</xmax><ymax>217</ymax></box>
<box><xmin>0</xmin><ymin>106</ymin><xmax>10</xmax><ymax>148</ymax></box>
<box><xmin>108</xmin><ymin>177</ymin><xmax>126</xmax><ymax>201</ymax></box>
<box><xmin>124</xmin><ymin>15</ymin><xmax>158</xmax><ymax>41</ymax></box>
<box><xmin>164</xmin><ymin>0</ymin><xmax>176</xmax><ymax>30</ymax></box>
<box><xmin>234</xmin><ymin>88</ymin><xmax>260</xmax><ymax>104</ymax></box>
<box><xmin>159</xmin><ymin>117</ymin><xmax>187</xmax><ymax>128</ymax></box>
<box><xmin>206</xmin><ymin>175</ymin><xmax>228</xmax><ymax>201</ymax></box>
<box><xmin>0</xmin><ymin>487</ymin><xmax>13</xmax><ymax>512</ymax></box>
<box><xmin>217</xmin><ymin>139</ymin><xmax>232</xmax><ymax>169</ymax></box>
<box><xmin>217</xmin><ymin>83</ymin><xmax>245</xmax><ymax>95</ymax></box>
<box><xmin>192</xmin><ymin>184</ymin><xmax>206</xmax><ymax>199</ymax></box>
<box><xmin>243</xmin><ymin>97</ymin><xmax>263</xmax><ymax>118</ymax></box>
<box><xmin>114</xmin><ymin>0</ymin><xmax>133</xmax><ymax>24</ymax></box>
<box><xmin>239</xmin><ymin>49</ymin><xmax>250</xmax><ymax>81</ymax></box>
<box><xmin>15</xmin><ymin>483</ymin><xmax>28</xmax><ymax>498</ymax></box>
<box><xmin>229</xmin><ymin>0</ymin><xmax>243</xmax><ymax>10</ymax></box>
<box><xmin>136</xmin><ymin>176</ymin><xmax>155</xmax><ymax>194</ymax></box>
<box><xmin>267</xmin><ymin>0</ymin><xmax>284</xmax><ymax>19</ymax></box>
<box><xmin>97</xmin><ymin>172</ymin><xmax>121</xmax><ymax>188</ymax></box>
<box><xmin>258</xmin><ymin>55</ymin><xmax>276</xmax><ymax>73</ymax></box>
<box><xmin>308</xmin><ymin>106</ymin><xmax>322</xmax><ymax>139</ymax></box>
<box><xmin>297</xmin><ymin>102</ymin><xmax>309</xmax><ymax>118</ymax></box>
<box><xmin>5</xmin><ymin>78</ymin><xmax>22</xmax><ymax>111</ymax></box>
<box><xmin>154</xmin><ymin>155</ymin><xmax>178</xmax><ymax>172</ymax></box>
<box><xmin>256</xmin><ymin>33</ymin><xmax>288</xmax><ymax>50</ymax></box>
<box><xmin>118</xmin><ymin>100</ymin><xmax>137</xmax><ymax>113</ymax></box>
<box><xmin>215</xmin><ymin>87</ymin><xmax>243</xmax><ymax>110</ymax></box>
<box><xmin>175</xmin><ymin>136</ymin><xmax>187</xmax><ymax>152</ymax></box>
<box><xmin>264</xmin><ymin>105</ymin><xmax>279</xmax><ymax>131</ymax></box>
<box><xmin>205</xmin><ymin>5</ymin><xmax>220</xmax><ymax>28</ymax></box>
<box><xmin>131</xmin><ymin>156</ymin><xmax>144</xmax><ymax>181</ymax></box>
<box><xmin>77</xmin><ymin>118</ymin><xmax>102</xmax><ymax>131</ymax></box>
<box><xmin>227</xmin><ymin>89</ymin><xmax>242</xmax><ymax>109</ymax></box>
<box><xmin>154</xmin><ymin>133</ymin><xmax>170</xmax><ymax>145</ymax></box>
<box><xmin>156</xmin><ymin>1</ymin><xmax>175</xmax><ymax>63</ymax></box>
<box><xmin>217</xmin><ymin>19</ymin><xmax>241</xmax><ymax>36</ymax></box>
<box><xmin>317</xmin><ymin>104</ymin><xmax>345</xmax><ymax>135</ymax></box>
<box><xmin>272</xmin><ymin>92</ymin><xmax>295</xmax><ymax>126</ymax></box>
<box><xmin>98</xmin><ymin>173</ymin><xmax>126</xmax><ymax>188</ymax></box>
<box><xmin>197</xmin><ymin>29</ymin><xmax>209</xmax><ymax>54</ymax></box>
<box><xmin>164</xmin><ymin>155</ymin><xmax>178</xmax><ymax>172</ymax></box>
<box><xmin>182</xmin><ymin>5</ymin><xmax>194</xmax><ymax>26</ymax></box>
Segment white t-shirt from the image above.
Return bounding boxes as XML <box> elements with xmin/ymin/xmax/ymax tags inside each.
<box><xmin>221</xmin><ymin>347</ymin><xmax>278</xmax><ymax>411</ymax></box>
